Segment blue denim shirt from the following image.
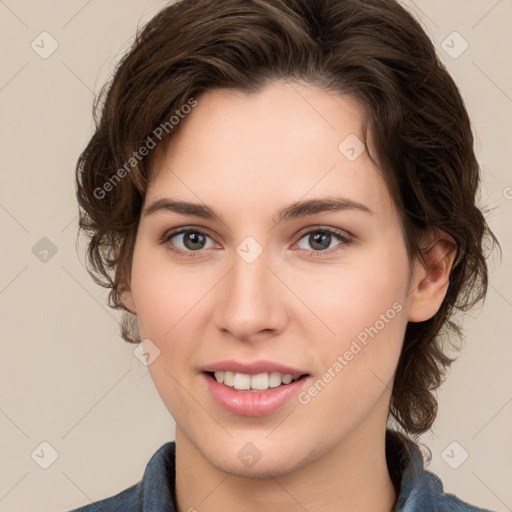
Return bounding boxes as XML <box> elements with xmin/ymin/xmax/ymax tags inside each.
<box><xmin>67</xmin><ymin>429</ymin><xmax>495</xmax><ymax>511</ymax></box>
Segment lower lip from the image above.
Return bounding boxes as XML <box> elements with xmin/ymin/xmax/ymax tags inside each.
<box><xmin>203</xmin><ymin>373</ymin><xmax>309</xmax><ymax>416</ymax></box>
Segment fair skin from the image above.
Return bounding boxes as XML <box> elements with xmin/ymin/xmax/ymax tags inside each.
<box><xmin>122</xmin><ymin>81</ymin><xmax>456</xmax><ymax>512</ymax></box>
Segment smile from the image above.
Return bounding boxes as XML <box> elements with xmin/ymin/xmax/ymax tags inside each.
<box><xmin>201</xmin><ymin>361</ymin><xmax>310</xmax><ymax>416</ymax></box>
<box><xmin>211</xmin><ymin>371</ymin><xmax>302</xmax><ymax>392</ymax></box>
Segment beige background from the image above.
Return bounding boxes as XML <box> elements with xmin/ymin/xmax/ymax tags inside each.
<box><xmin>0</xmin><ymin>1</ymin><xmax>510</xmax><ymax>511</ymax></box>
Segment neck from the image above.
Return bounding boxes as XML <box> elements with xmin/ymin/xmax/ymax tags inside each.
<box><xmin>175</xmin><ymin>421</ymin><xmax>397</xmax><ymax>512</ymax></box>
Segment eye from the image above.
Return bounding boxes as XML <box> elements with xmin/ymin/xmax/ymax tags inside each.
<box><xmin>295</xmin><ymin>227</ymin><xmax>351</xmax><ymax>255</ymax></box>
<box><xmin>161</xmin><ymin>228</ymin><xmax>218</xmax><ymax>256</ymax></box>
<box><xmin>160</xmin><ymin>225</ymin><xmax>352</xmax><ymax>258</ymax></box>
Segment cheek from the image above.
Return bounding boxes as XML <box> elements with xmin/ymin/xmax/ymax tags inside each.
<box><xmin>296</xmin><ymin>281</ymin><xmax>407</xmax><ymax>436</ymax></box>
<box><xmin>289</xmin><ymin>249</ymin><xmax>409</xmax><ymax>344</ymax></box>
<box><xmin>129</xmin><ymin>244</ymin><xmax>216</xmax><ymax>394</ymax></box>
<box><xmin>130</xmin><ymin>244</ymin><xmax>212</xmax><ymax>340</ymax></box>
<box><xmin>290</xmin><ymin>244</ymin><xmax>409</xmax><ymax>400</ymax></box>
<box><xmin>146</xmin><ymin>357</ymin><xmax>201</xmax><ymax>430</ymax></box>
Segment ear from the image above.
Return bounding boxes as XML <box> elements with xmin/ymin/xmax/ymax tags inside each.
<box><xmin>407</xmin><ymin>231</ymin><xmax>457</xmax><ymax>323</ymax></box>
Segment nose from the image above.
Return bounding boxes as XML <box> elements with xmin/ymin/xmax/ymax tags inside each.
<box><xmin>213</xmin><ymin>248</ymin><xmax>288</xmax><ymax>342</ymax></box>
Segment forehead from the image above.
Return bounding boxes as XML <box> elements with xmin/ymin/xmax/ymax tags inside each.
<box><xmin>146</xmin><ymin>82</ymin><xmax>398</xmax><ymax>228</ymax></box>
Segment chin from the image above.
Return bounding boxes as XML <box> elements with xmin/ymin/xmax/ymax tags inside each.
<box><xmin>213</xmin><ymin>451</ymin><xmax>305</xmax><ymax>480</ymax></box>
<box><xmin>197</xmin><ymin>434</ymin><xmax>320</xmax><ymax>480</ymax></box>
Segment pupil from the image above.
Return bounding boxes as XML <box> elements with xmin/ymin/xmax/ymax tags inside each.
<box><xmin>310</xmin><ymin>232</ymin><xmax>330</xmax><ymax>251</ymax></box>
<box><xmin>185</xmin><ymin>232</ymin><xmax>205</xmax><ymax>250</ymax></box>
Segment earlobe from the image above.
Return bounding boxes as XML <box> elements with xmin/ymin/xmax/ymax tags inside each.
<box><xmin>407</xmin><ymin>232</ymin><xmax>457</xmax><ymax>323</ymax></box>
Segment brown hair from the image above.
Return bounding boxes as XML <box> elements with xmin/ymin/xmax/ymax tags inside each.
<box><xmin>75</xmin><ymin>0</ymin><xmax>499</xmax><ymax>437</ymax></box>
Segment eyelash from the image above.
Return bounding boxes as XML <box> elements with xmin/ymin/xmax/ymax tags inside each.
<box><xmin>160</xmin><ymin>226</ymin><xmax>352</xmax><ymax>259</ymax></box>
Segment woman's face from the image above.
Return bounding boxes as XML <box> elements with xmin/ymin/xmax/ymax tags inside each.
<box><xmin>124</xmin><ymin>82</ymin><xmax>422</xmax><ymax>477</ymax></box>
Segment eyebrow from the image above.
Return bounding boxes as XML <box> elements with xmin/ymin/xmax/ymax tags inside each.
<box><xmin>143</xmin><ymin>196</ymin><xmax>373</xmax><ymax>223</ymax></box>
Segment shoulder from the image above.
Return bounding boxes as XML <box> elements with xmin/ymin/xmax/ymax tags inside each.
<box><xmin>64</xmin><ymin>442</ymin><xmax>176</xmax><ymax>512</ymax></box>
<box><xmin>404</xmin><ymin>469</ymin><xmax>495</xmax><ymax>512</ymax></box>
<box><xmin>387</xmin><ymin>429</ymin><xmax>496</xmax><ymax>512</ymax></box>
<box><xmin>65</xmin><ymin>482</ymin><xmax>141</xmax><ymax>511</ymax></box>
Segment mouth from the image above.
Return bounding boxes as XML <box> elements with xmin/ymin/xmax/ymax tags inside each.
<box><xmin>201</xmin><ymin>360</ymin><xmax>311</xmax><ymax>415</ymax></box>
<box><xmin>204</xmin><ymin>370</ymin><xmax>309</xmax><ymax>392</ymax></box>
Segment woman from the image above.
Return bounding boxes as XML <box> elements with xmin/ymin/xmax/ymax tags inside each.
<box><xmin>70</xmin><ymin>0</ymin><xmax>499</xmax><ymax>510</ymax></box>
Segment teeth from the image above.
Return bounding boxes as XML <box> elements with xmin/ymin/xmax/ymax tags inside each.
<box><xmin>281</xmin><ymin>374</ymin><xmax>293</xmax><ymax>385</ymax></box>
<box><xmin>268</xmin><ymin>372</ymin><xmax>283</xmax><ymax>388</ymax></box>
<box><xmin>212</xmin><ymin>371</ymin><xmax>300</xmax><ymax>391</ymax></box>
<box><xmin>251</xmin><ymin>373</ymin><xmax>269</xmax><ymax>390</ymax></box>
<box><xmin>233</xmin><ymin>373</ymin><xmax>251</xmax><ymax>390</ymax></box>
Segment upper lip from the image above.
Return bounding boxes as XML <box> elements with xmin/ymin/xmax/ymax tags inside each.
<box><xmin>202</xmin><ymin>360</ymin><xmax>309</xmax><ymax>378</ymax></box>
